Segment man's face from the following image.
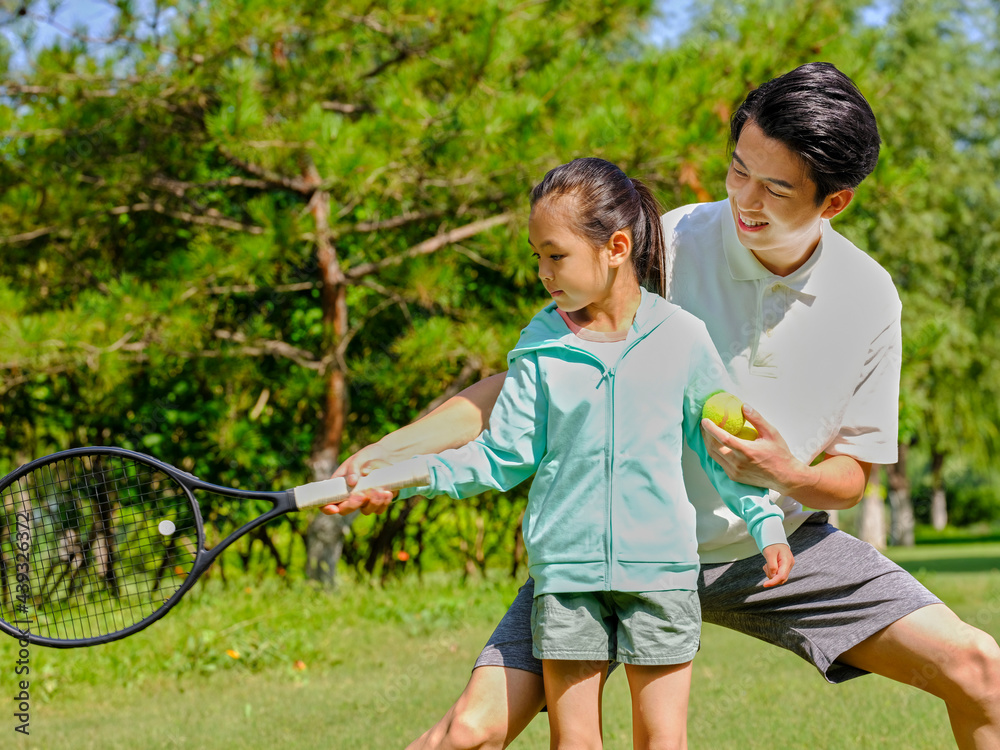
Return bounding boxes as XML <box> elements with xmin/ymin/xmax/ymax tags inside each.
<box><xmin>725</xmin><ymin>120</ymin><xmax>852</xmax><ymax>274</ymax></box>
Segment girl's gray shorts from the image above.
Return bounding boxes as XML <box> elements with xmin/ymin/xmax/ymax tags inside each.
<box><xmin>474</xmin><ymin>513</ymin><xmax>941</xmax><ymax>683</ymax></box>
<box><xmin>531</xmin><ymin>589</ymin><xmax>701</xmax><ymax>665</ymax></box>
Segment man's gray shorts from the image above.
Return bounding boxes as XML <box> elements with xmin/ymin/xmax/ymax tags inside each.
<box><xmin>474</xmin><ymin>513</ymin><xmax>942</xmax><ymax>683</ymax></box>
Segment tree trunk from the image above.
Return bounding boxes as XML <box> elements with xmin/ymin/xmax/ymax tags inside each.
<box><xmin>856</xmin><ymin>466</ymin><xmax>887</xmax><ymax>550</ymax></box>
<box><xmin>886</xmin><ymin>442</ymin><xmax>915</xmax><ymax>547</ymax></box>
<box><xmin>305</xmin><ymin>181</ymin><xmax>351</xmax><ymax>586</ymax></box>
<box><xmin>305</xmin><ymin>512</ymin><xmax>348</xmax><ymax>586</ymax></box>
<box><xmin>930</xmin><ymin>449</ymin><xmax>948</xmax><ymax>531</ymax></box>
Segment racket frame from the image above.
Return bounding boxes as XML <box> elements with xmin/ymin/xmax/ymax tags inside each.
<box><xmin>2</xmin><ymin>447</ymin><xmax>294</xmax><ymax>648</ymax></box>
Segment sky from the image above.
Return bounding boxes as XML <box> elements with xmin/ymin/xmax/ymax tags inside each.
<box><xmin>2</xmin><ymin>0</ymin><xmax>170</xmax><ymax>70</ymax></box>
<box><xmin>1</xmin><ymin>0</ymin><xmax>918</xmax><ymax>77</ymax></box>
<box><xmin>3</xmin><ymin>0</ymin><xmax>699</xmax><ymax>72</ymax></box>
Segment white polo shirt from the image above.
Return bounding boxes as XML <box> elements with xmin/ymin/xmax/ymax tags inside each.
<box><xmin>663</xmin><ymin>200</ymin><xmax>902</xmax><ymax>563</ymax></box>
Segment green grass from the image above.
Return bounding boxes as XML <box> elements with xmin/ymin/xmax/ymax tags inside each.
<box><xmin>2</xmin><ymin>541</ymin><xmax>998</xmax><ymax>749</ymax></box>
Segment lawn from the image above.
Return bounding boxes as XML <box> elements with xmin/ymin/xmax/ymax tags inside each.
<box><xmin>3</xmin><ymin>540</ymin><xmax>998</xmax><ymax>749</ymax></box>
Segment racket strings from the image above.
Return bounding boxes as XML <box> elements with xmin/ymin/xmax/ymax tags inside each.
<box><xmin>1</xmin><ymin>454</ymin><xmax>199</xmax><ymax>642</ymax></box>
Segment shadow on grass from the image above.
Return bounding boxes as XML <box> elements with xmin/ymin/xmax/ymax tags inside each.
<box><xmin>914</xmin><ymin>532</ymin><xmax>1000</xmax><ymax>546</ymax></box>
<box><xmin>895</xmin><ymin>557</ymin><xmax>1000</xmax><ymax>575</ymax></box>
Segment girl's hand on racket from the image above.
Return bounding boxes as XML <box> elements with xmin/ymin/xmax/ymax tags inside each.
<box><xmin>321</xmin><ymin>444</ymin><xmax>397</xmax><ymax>516</ymax></box>
<box><xmin>761</xmin><ymin>543</ymin><xmax>794</xmax><ymax>587</ymax></box>
<box><xmin>701</xmin><ymin>404</ymin><xmax>807</xmax><ymax>495</ymax></box>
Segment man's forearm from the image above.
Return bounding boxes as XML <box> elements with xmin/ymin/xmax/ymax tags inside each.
<box><xmin>375</xmin><ymin>372</ymin><xmax>506</xmax><ymax>461</ymax></box>
<box><xmin>783</xmin><ymin>455</ymin><xmax>872</xmax><ymax>510</ymax></box>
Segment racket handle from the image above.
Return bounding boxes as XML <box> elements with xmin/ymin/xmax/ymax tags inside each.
<box><xmin>293</xmin><ymin>458</ymin><xmax>431</xmax><ymax>510</ymax></box>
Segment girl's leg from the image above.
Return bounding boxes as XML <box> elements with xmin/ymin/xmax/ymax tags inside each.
<box><xmin>624</xmin><ymin>661</ymin><xmax>693</xmax><ymax>750</ymax></box>
<box><xmin>543</xmin><ymin>658</ymin><xmax>610</xmax><ymax>750</ymax></box>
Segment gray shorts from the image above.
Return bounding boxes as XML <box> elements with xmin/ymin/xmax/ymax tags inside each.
<box><xmin>474</xmin><ymin>513</ymin><xmax>942</xmax><ymax>683</ymax></box>
<box><xmin>531</xmin><ymin>590</ymin><xmax>701</xmax><ymax>665</ymax></box>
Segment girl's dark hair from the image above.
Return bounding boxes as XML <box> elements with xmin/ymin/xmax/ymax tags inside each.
<box><xmin>730</xmin><ymin>62</ymin><xmax>881</xmax><ymax>204</ymax></box>
<box><xmin>529</xmin><ymin>157</ymin><xmax>666</xmax><ymax>295</ymax></box>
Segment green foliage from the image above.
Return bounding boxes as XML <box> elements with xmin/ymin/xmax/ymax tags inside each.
<box><xmin>849</xmin><ymin>0</ymin><xmax>1000</xmax><ymax>468</ymax></box>
<box><xmin>344</xmin><ymin>489</ymin><xmax>528</xmax><ymax>581</ymax></box>
<box><xmin>0</xmin><ymin>0</ymin><xmax>663</xmax><ymax>576</ymax></box>
<box><xmin>946</xmin><ymin>481</ymin><xmax>1000</xmax><ymax>527</ymax></box>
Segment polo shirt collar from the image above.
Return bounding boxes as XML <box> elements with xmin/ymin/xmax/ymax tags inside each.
<box><xmin>720</xmin><ymin>206</ymin><xmax>828</xmax><ymax>299</ymax></box>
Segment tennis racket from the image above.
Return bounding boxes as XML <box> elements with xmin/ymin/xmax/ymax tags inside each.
<box><xmin>0</xmin><ymin>447</ymin><xmax>428</xmax><ymax>648</ymax></box>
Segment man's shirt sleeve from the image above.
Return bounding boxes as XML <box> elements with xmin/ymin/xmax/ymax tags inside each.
<box><xmin>824</xmin><ymin>304</ymin><xmax>902</xmax><ymax>464</ymax></box>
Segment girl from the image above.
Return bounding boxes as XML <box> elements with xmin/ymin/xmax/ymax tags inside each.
<box><xmin>383</xmin><ymin>158</ymin><xmax>793</xmax><ymax>749</ymax></box>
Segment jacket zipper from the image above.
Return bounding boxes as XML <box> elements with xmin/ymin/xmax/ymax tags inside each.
<box><xmin>605</xmin><ymin>367</ymin><xmax>615</xmax><ymax>589</ymax></box>
<box><xmin>601</xmin><ymin>330</ymin><xmax>661</xmax><ymax>589</ymax></box>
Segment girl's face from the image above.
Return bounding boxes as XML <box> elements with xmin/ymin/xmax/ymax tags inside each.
<box><xmin>528</xmin><ymin>195</ymin><xmax>611</xmax><ymax>314</ymax></box>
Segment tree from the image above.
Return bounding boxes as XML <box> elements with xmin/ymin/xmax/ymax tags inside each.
<box><xmin>857</xmin><ymin>468</ymin><xmax>888</xmax><ymax>549</ymax></box>
<box><xmin>1</xmin><ymin>0</ymin><xmax>662</xmax><ymax>582</ymax></box>
<box><xmin>849</xmin><ymin>0</ymin><xmax>1000</xmax><ymax>542</ymax></box>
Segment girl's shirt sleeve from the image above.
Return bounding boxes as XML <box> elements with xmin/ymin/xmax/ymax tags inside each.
<box><xmin>398</xmin><ymin>353</ymin><xmax>546</xmax><ymax>500</ymax></box>
<box><xmin>681</xmin><ymin>322</ymin><xmax>788</xmax><ymax>553</ymax></box>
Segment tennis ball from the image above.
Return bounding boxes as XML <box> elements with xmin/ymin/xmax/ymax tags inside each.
<box><xmin>701</xmin><ymin>391</ymin><xmax>746</xmax><ymax>436</ymax></box>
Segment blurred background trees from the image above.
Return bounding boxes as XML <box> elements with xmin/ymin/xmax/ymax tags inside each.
<box><xmin>2</xmin><ymin>0</ymin><xmax>998</xmax><ymax>582</ymax></box>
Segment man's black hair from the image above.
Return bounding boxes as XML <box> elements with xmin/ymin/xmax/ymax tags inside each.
<box><xmin>730</xmin><ymin>62</ymin><xmax>881</xmax><ymax>203</ymax></box>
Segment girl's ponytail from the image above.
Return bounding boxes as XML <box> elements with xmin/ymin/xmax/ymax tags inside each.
<box><xmin>629</xmin><ymin>178</ymin><xmax>666</xmax><ymax>296</ymax></box>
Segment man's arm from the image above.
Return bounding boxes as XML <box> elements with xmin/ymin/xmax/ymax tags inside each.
<box><xmin>395</xmin><ymin>357</ymin><xmax>547</xmax><ymax>502</ymax></box>
<box><xmin>323</xmin><ymin>372</ymin><xmax>506</xmax><ymax>515</ymax></box>
<box><xmin>703</xmin><ymin>298</ymin><xmax>899</xmax><ymax>511</ymax></box>
<box><xmin>701</xmin><ymin>405</ymin><xmax>872</xmax><ymax>510</ymax></box>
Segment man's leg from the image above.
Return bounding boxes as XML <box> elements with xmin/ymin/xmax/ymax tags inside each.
<box><xmin>700</xmin><ymin>513</ymin><xmax>1000</xmax><ymax>750</ymax></box>
<box><xmin>407</xmin><ymin>666</ymin><xmax>545</xmax><ymax>750</ymax></box>
<box><xmin>408</xmin><ymin>579</ymin><xmax>546</xmax><ymax>749</ymax></box>
<box><xmin>838</xmin><ymin>603</ymin><xmax>1000</xmax><ymax>750</ymax></box>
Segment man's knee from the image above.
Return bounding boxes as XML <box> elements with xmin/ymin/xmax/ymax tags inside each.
<box><xmin>938</xmin><ymin>625</ymin><xmax>1000</xmax><ymax>718</ymax></box>
<box><xmin>438</xmin><ymin>695</ymin><xmax>510</xmax><ymax>750</ymax></box>
<box><xmin>960</xmin><ymin>629</ymin><xmax>1000</xmax><ymax>705</ymax></box>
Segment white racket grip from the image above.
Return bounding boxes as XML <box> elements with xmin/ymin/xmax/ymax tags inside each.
<box><xmin>293</xmin><ymin>458</ymin><xmax>431</xmax><ymax>510</ymax></box>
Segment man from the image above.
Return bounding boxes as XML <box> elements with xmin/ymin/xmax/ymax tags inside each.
<box><xmin>326</xmin><ymin>63</ymin><xmax>1000</xmax><ymax>749</ymax></box>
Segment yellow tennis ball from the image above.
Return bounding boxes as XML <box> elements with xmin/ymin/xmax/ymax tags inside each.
<box><xmin>702</xmin><ymin>391</ymin><xmax>746</xmax><ymax>436</ymax></box>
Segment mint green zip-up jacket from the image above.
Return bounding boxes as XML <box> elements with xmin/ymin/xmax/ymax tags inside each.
<box><xmin>399</xmin><ymin>289</ymin><xmax>787</xmax><ymax>595</ymax></box>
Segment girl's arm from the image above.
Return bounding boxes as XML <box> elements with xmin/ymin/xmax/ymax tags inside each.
<box><xmin>681</xmin><ymin>326</ymin><xmax>788</xmax><ymax>554</ymax></box>
<box><xmin>683</xmin><ymin>391</ymin><xmax>794</xmax><ymax>587</ymax></box>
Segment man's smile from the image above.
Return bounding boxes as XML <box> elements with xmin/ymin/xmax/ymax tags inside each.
<box><xmin>737</xmin><ymin>211</ymin><xmax>769</xmax><ymax>231</ymax></box>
